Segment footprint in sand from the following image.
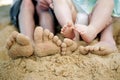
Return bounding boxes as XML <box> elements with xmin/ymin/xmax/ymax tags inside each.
<box><xmin>6</xmin><ymin>31</ymin><xmax>33</xmax><ymax>59</ymax></box>
<box><xmin>34</xmin><ymin>27</ymin><xmax>62</xmax><ymax>57</ymax></box>
<box><xmin>61</xmin><ymin>38</ymin><xmax>78</xmax><ymax>55</ymax></box>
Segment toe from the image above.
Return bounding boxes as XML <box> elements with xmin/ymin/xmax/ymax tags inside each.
<box><xmin>63</xmin><ymin>38</ymin><xmax>73</xmax><ymax>47</ymax></box>
<box><xmin>48</xmin><ymin>33</ymin><xmax>54</xmax><ymax>39</ymax></box>
<box><xmin>93</xmin><ymin>46</ymin><xmax>100</xmax><ymax>52</ymax></box>
<box><xmin>56</xmin><ymin>40</ymin><xmax>62</xmax><ymax>46</ymax></box>
<box><xmin>79</xmin><ymin>46</ymin><xmax>88</xmax><ymax>55</ymax></box>
<box><xmin>16</xmin><ymin>34</ymin><xmax>30</xmax><ymax>45</ymax></box>
<box><xmin>5</xmin><ymin>32</ymin><xmax>18</xmax><ymax>49</ymax></box>
<box><xmin>53</xmin><ymin>36</ymin><xmax>59</xmax><ymax>43</ymax></box>
<box><xmin>11</xmin><ymin>31</ymin><xmax>19</xmax><ymax>39</ymax></box>
<box><xmin>61</xmin><ymin>43</ymin><xmax>67</xmax><ymax>55</ymax></box>
<box><xmin>85</xmin><ymin>46</ymin><xmax>91</xmax><ymax>51</ymax></box>
<box><xmin>43</xmin><ymin>29</ymin><xmax>50</xmax><ymax>41</ymax></box>
<box><xmin>6</xmin><ymin>39</ymin><xmax>13</xmax><ymax>49</ymax></box>
<box><xmin>34</xmin><ymin>27</ymin><xmax>43</xmax><ymax>43</ymax></box>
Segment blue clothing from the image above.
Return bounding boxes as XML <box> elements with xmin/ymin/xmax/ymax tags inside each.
<box><xmin>72</xmin><ymin>0</ymin><xmax>120</xmax><ymax>17</ymax></box>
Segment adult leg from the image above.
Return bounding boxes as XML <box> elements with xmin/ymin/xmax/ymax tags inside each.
<box><xmin>36</xmin><ymin>5</ymin><xmax>54</xmax><ymax>34</ymax></box>
<box><xmin>6</xmin><ymin>0</ymin><xmax>35</xmax><ymax>58</ymax></box>
<box><xmin>19</xmin><ymin>0</ymin><xmax>35</xmax><ymax>41</ymax></box>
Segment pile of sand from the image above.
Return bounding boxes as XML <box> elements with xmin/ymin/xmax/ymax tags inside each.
<box><xmin>0</xmin><ymin>5</ymin><xmax>120</xmax><ymax>80</ymax></box>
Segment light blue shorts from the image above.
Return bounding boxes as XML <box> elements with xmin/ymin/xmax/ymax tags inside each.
<box><xmin>72</xmin><ymin>0</ymin><xmax>120</xmax><ymax>17</ymax></box>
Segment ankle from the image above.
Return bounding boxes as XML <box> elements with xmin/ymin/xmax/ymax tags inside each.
<box><xmin>100</xmin><ymin>39</ymin><xmax>116</xmax><ymax>46</ymax></box>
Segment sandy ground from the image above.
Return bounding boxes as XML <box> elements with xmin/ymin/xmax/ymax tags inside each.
<box><xmin>0</xmin><ymin>5</ymin><xmax>120</xmax><ymax>80</ymax></box>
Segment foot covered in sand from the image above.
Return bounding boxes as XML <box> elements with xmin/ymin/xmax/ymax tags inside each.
<box><xmin>85</xmin><ymin>41</ymin><xmax>118</xmax><ymax>55</ymax></box>
<box><xmin>61</xmin><ymin>22</ymin><xmax>75</xmax><ymax>39</ymax></box>
<box><xmin>74</xmin><ymin>24</ymin><xmax>97</xmax><ymax>43</ymax></box>
<box><xmin>6</xmin><ymin>31</ymin><xmax>33</xmax><ymax>59</ymax></box>
<box><xmin>61</xmin><ymin>38</ymin><xmax>78</xmax><ymax>55</ymax></box>
<box><xmin>34</xmin><ymin>27</ymin><xmax>62</xmax><ymax>57</ymax></box>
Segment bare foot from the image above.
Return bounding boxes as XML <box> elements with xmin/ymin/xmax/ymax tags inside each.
<box><xmin>6</xmin><ymin>31</ymin><xmax>33</xmax><ymax>59</ymax></box>
<box><xmin>85</xmin><ymin>41</ymin><xmax>118</xmax><ymax>56</ymax></box>
<box><xmin>34</xmin><ymin>27</ymin><xmax>62</xmax><ymax>57</ymax></box>
<box><xmin>74</xmin><ymin>24</ymin><xmax>97</xmax><ymax>43</ymax></box>
<box><xmin>61</xmin><ymin>38</ymin><xmax>78</xmax><ymax>55</ymax></box>
<box><xmin>61</xmin><ymin>22</ymin><xmax>75</xmax><ymax>39</ymax></box>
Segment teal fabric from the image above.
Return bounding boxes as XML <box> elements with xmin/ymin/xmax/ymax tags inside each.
<box><xmin>113</xmin><ymin>0</ymin><xmax>120</xmax><ymax>17</ymax></box>
<box><xmin>72</xmin><ymin>0</ymin><xmax>120</xmax><ymax>17</ymax></box>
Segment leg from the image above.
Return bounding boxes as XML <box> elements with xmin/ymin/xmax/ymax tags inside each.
<box><xmin>74</xmin><ymin>0</ymin><xmax>114</xmax><ymax>43</ymax></box>
<box><xmin>18</xmin><ymin>0</ymin><xmax>35</xmax><ymax>41</ymax></box>
<box><xmin>36</xmin><ymin>4</ymin><xmax>54</xmax><ymax>33</ymax></box>
<box><xmin>34</xmin><ymin>27</ymin><xmax>62</xmax><ymax>57</ymax></box>
<box><xmin>53</xmin><ymin>0</ymin><xmax>77</xmax><ymax>39</ymax></box>
<box><xmin>5</xmin><ymin>0</ymin><xmax>35</xmax><ymax>59</ymax></box>
<box><xmin>85</xmin><ymin>25</ymin><xmax>118</xmax><ymax>55</ymax></box>
<box><xmin>73</xmin><ymin>12</ymin><xmax>89</xmax><ymax>41</ymax></box>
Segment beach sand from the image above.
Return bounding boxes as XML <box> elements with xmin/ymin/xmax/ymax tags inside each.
<box><xmin>0</xmin><ymin>5</ymin><xmax>120</xmax><ymax>80</ymax></box>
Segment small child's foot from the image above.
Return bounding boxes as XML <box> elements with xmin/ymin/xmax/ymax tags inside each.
<box><xmin>34</xmin><ymin>27</ymin><xmax>62</xmax><ymax>57</ymax></box>
<box><xmin>61</xmin><ymin>38</ymin><xmax>78</xmax><ymax>55</ymax></box>
<box><xmin>85</xmin><ymin>41</ymin><xmax>118</xmax><ymax>56</ymax></box>
<box><xmin>6</xmin><ymin>31</ymin><xmax>33</xmax><ymax>59</ymax></box>
<box><xmin>61</xmin><ymin>22</ymin><xmax>75</xmax><ymax>39</ymax></box>
<box><xmin>74</xmin><ymin>24</ymin><xmax>97</xmax><ymax>43</ymax></box>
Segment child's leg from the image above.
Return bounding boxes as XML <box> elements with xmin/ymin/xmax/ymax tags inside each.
<box><xmin>53</xmin><ymin>0</ymin><xmax>77</xmax><ymax>39</ymax></box>
<box><xmin>36</xmin><ymin>5</ymin><xmax>54</xmax><ymax>34</ymax></box>
<box><xmin>18</xmin><ymin>0</ymin><xmax>35</xmax><ymax>41</ymax></box>
<box><xmin>74</xmin><ymin>13</ymin><xmax>89</xmax><ymax>41</ymax></box>
<box><xmin>74</xmin><ymin>0</ymin><xmax>114</xmax><ymax>43</ymax></box>
<box><xmin>86</xmin><ymin>25</ymin><xmax>118</xmax><ymax>55</ymax></box>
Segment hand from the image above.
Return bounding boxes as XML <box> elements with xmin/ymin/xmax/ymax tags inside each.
<box><xmin>36</xmin><ymin>0</ymin><xmax>53</xmax><ymax>10</ymax></box>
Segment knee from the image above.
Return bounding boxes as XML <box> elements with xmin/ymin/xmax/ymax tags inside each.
<box><xmin>21</xmin><ymin>0</ymin><xmax>34</xmax><ymax>10</ymax></box>
<box><xmin>76</xmin><ymin>13</ymin><xmax>88</xmax><ymax>25</ymax></box>
<box><xmin>53</xmin><ymin>0</ymin><xmax>66</xmax><ymax>4</ymax></box>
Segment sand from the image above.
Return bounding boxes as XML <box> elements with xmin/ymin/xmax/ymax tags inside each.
<box><xmin>0</xmin><ymin>5</ymin><xmax>120</xmax><ymax>80</ymax></box>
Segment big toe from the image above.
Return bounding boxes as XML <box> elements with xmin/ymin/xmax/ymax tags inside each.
<box><xmin>6</xmin><ymin>31</ymin><xmax>19</xmax><ymax>49</ymax></box>
<box><xmin>34</xmin><ymin>27</ymin><xmax>43</xmax><ymax>43</ymax></box>
<box><xmin>61</xmin><ymin>38</ymin><xmax>78</xmax><ymax>55</ymax></box>
<box><xmin>64</xmin><ymin>38</ymin><xmax>77</xmax><ymax>51</ymax></box>
<box><xmin>16</xmin><ymin>34</ymin><xmax>30</xmax><ymax>46</ymax></box>
<box><xmin>43</xmin><ymin>29</ymin><xmax>50</xmax><ymax>41</ymax></box>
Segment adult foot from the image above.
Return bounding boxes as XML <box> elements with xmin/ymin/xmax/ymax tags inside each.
<box><xmin>85</xmin><ymin>41</ymin><xmax>118</xmax><ymax>56</ymax></box>
<box><xmin>6</xmin><ymin>31</ymin><xmax>33</xmax><ymax>59</ymax></box>
<box><xmin>74</xmin><ymin>24</ymin><xmax>97</xmax><ymax>43</ymax></box>
<box><xmin>61</xmin><ymin>38</ymin><xmax>78</xmax><ymax>55</ymax></box>
<box><xmin>34</xmin><ymin>27</ymin><xmax>62</xmax><ymax>57</ymax></box>
<box><xmin>61</xmin><ymin>22</ymin><xmax>75</xmax><ymax>39</ymax></box>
